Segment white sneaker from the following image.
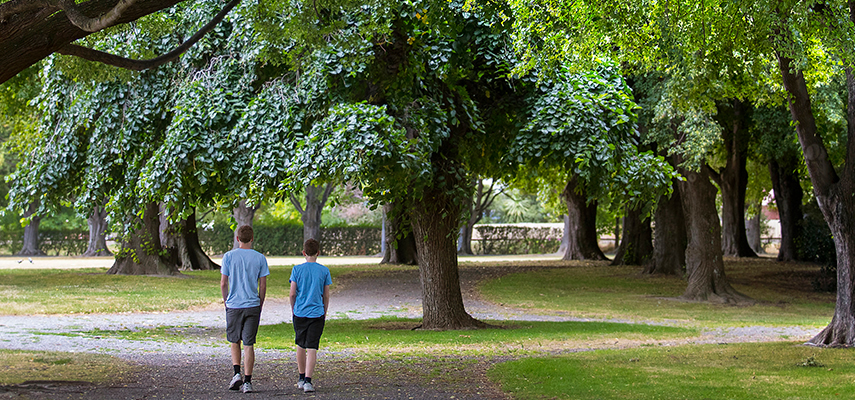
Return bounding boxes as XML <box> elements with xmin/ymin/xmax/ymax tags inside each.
<box><xmin>296</xmin><ymin>379</ymin><xmax>305</xmax><ymax>389</ymax></box>
<box><xmin>303</xmin><ymin>381</ymin><xmax>315</xmax><ymax>393</ymax></box>
<box><xmin>241</xmin><ymin>381</ymin><xmax>253</xmax><ymax>393</ymax></box>
<box><xmin>228</xmin><ymin>373</ymin><xmax>242</xmax><ymax>390</ymax></box>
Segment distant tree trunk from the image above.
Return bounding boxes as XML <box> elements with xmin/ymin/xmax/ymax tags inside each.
<box><xmin>714</xmin><ymin>99</ymin><xmax>758</xmax><ymax>258</ymax></box>
<box><xmin>561</xmin><ymin>174</ymin><xmax>606</xmax><ymax>261</ymax></box>
<box><xmin>161</xmin><ymin>208</ymin><xmax>219</xmax><ymax>271</ymax></box>
<box><xmin>409</xmin><ymin>137</ymin><xmax>486</xmax><ymax>330</ymax></box>
<box><xmin>678</xmin><ymin>168</ymin><xmax>752</xmax><ymax>304</ymax></box>
<box><xmin>83</xmin><ymin>205</ymin><xmax>111</xmax><ymax>257</ymax></box>
<box><xmin>458</xmin><ymin>179</ymin><xmax>500</xmax><ymax>255</ymax></box>
<box><xmin>769</xmin><ymin>159</ymin><xmax>804</xmax><ymax>262</ymax></box>
<box><xmin>381</xmin><ymin>203</ymin><xmax>418</xmax><ymax>265</ymax></box>
<box><xmin>233</xmin><ymin>200</ymin><xmax>260</xmax><ymax>250</ymax></box>
<box><xmin>644</xmin><ymin>177</ymin><xmax>687</xmax><ymax>275</ymax></box>
<box><xmin>557</xmin><ymin>215</ymin><xmax>570</xmax><ymax>255</ymax></box>
<box><xmin>611</xmin><ymin>206</ymin><xmax>653</xmax><ymax>266</ymax></box>
<box><xmin>108</xmin><ymin>202</ymin><xmax>179</xmax><ymax>275</ymax></box>
<box><xmin>746</xmin><ymin>209</ymin><xmax>765</xmax><ymax>255</ymax></box>
<box><xmin>291</xmin><ymin>183</ymin><xmax>334</xmax><ymax>243</ymax></box>
<box><xmin>17</xmin><ymin>201</ymin><xmax>45</xmax><ymax>256</ymax></box>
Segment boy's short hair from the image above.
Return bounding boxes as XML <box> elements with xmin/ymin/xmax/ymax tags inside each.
<box><xmin>303</xmin><ymin>238</ymin><xmax>320</xmax><ymax>256</ymax></box>
<box><xmin>237</xmin><ymin>225</ymin><xmax>254</xmax><ymax>244</ymax></box>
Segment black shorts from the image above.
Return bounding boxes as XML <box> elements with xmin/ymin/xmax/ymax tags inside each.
<box><xmin>226</xmin><ymin>306</ymin><xmax>261</xmax><ymax>346</ymax></box>
<box><xmin>293</xmin><ymin>315</ymin><xmax>325</xmax><ymax>350</ymax></box>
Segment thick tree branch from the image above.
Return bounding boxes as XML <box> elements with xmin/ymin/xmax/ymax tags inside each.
<box><xmin>0</xmin><ymin>0</ymin><xmax>59</xmax><ymax>22</ymax></box>
<box><xmin>56</xmin><ymin>0</ymin><xmax>241</xmax><ymax>71</ymax></box>
<box><xmin>58</xmin><ymin>0</ymin><xmax>138</xmax><ymax>32</ymax></box>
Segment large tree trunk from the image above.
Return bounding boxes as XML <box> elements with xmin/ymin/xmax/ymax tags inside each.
<box><xmin>0</xmin><ymin>0</ymin><xmax>185</xmax><ymax>84</ymax></box>
<box><xmin>381</xmin><ymin>203</ymin><xmax>418</xmax><ymax>265</ymax></box>
<box><xmin>561</xmin><ymin>174</ymin><xmax>607</xmax><ymax>261</ymax></box>
<box><xmin>715</xmin><ymin>99</ymin><xmax>758</xmax><ymax>258</ymax></box>
<box><xmin>17</xmin><ymin>201</ymin><xmax>45</xmax><ymax>256</ymax></box>
<box><xmin>611</xmin><ymin>205</ymin><xmax>653</xmax><ymax>266</ymax></box>
<box><xmin>291</xmin><ymin>183</ymin><xmax>334</xmax><ymax>243</ymax></box>
<box><xmin>678</xmin><ymin>168</ymin><xmax>752</xmax><ymax>304</ymax></box>
<box><xmin>232</xmin><ymin>200</ymin><xmax>259</xmax><ymax>250</ymax></box>
<box><xmin>557</xmin><ymin>215</ymin><xmax>570</xmax><ymax>255</ymax></box>
<box><xmin>778</xmin><ymin>51</ymin><xmax>855</xmax><ymax>345</ymax></box>
<box><xmin>458</xmin><ymin>225</ymin><xmax>474</xmax><ymax>255</ymax></box>
<box><xmin>644</xmin><ymin>178</ymin><xmax>687</xmax><ymax>275</ymax></box>
<box><xmin>108</xmin><ymin>202</ymin><xmax>179</xmax><ymax>275</ymax></box>
<box><xmin>83</xmin><ymin>205</ymin><xmax>112</xmax><ymax>257</ymax></box>
<box><xmin>161</xmin><ymin>208</ymin><xmax>219</xmax><ymax>271</ymax></box>
<box><xmin>769</xmin><ymin>158</ymin><xmax>804</xmax><ymax>262</ymax></box>
<box><xmin>409</xmin><ymin>163</ymin><xmax>485</xmax><ymax>329</ymax></box>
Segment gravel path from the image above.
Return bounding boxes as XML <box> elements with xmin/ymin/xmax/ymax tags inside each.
<box><xmin>0</xmin><ymin>265</ymin><xmax>821</xmax><ymax>399</ymax></box>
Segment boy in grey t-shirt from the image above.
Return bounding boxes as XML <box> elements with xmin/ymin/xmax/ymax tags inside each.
<box><xmin>221</xmin><ymin>225</ymin><xmax>269</xmax><ymax>393</ymax></box>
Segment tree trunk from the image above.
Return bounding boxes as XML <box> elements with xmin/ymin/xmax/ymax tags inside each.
<box><xmin>232</xmin><ymin>200</ymin><xmax>259</xmax><ymax>250</ymax></box>
<box><xmin>644</xmin><ymin>178</ymin><xmax>687</xmax><ymax>275</ymax></box>
<box><xmin>291</xmin><ymin>183</ymin><xmax>334</xmax><ymax>243</ymax></box>
<box><xmin>715</xmin><ymin>99</ymin><xmax>758</xmax><ymax>258</ymax></box>
<box><xmin>769</xmin><ymin>159</ymin><xmax>804</xmax><ymax>262</ymax></box>
<box><xmin>746</xmin><ymin>209</ymin><xmax>765</xmax><ymax>255</ymax></box>
<box><xmin>410</xmin><ymin>183</ymin><xmax>486</xmax><ymax>329</ymax></box>
<box><xmin>561</xmin><ymin>174</ymin><xmax>607</xmax><ymax>261</ymax></box>
<box><xmin>83</xmin><ymin>205</ymin><xmax>112</xmax><ymax>257</ymax></box>
<box><xmin>108</xmin><ymin>202</ymin><xmax>180</xmax><ymax>275</ymax></box>
<box><xmin>777</xmin><ymin>50</ymin><xmax>855</xmax><ymax>345</ymax></box>
<box><xmin>611</xmin><ymin>206</ymin><xmax>653</xmax><ymax>266</ymax></box>
<box><xmin>678</xmin><ymin>168</ymin><xmax>752</xmax><ymax>304</ymax></box>
<box><xmin>458</xmin><ymin>225</ymin><xmax>474</xmax><ymax>255</ymax></box>
<box><xmin>161</xmin><ymin>208</ymin><xmax>219</xmax><ymax>271</ymax></box>
<box><xmin>380</xmin><ymin>203</ymin><xmax>418</xmax><ymax>265</ymax></box>
<box><xmin>17</xmin><ymin>201</ymin><xmax>45</xmax><ymax>256</ymax></box>
<box><xmin>557</xmin><ymin>215</ymin><xmax>570</xmax><ymax>255</ymax></box>
<box><xmin>0</xmin><ymin>0</ymin><xmax>184</xmax><ymax>84</ymax></box>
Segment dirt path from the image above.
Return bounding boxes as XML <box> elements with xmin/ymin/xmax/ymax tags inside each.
<box><xmin>0</xmin><ymin>265</ymin><xmax>819</xmax><ymax>399</ymax></box>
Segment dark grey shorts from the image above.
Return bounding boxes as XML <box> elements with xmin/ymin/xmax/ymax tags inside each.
<box><xmin>226</xmin><ymin>306</ymin><xmax>261</xmax><ymax>346</ymax></box>
<box><xmin>293</xmin><ymin>315</ymin><xmax>325</xmax><ymax>350</ymax></box>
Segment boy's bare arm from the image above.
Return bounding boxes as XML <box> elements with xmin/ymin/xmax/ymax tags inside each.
<box><xmin>323</xmin><ymin>284</ymin><xmax>330</xmax><ymax>318</ymax></box>
<box><xmin>289</xmin><ymin>281</ymin><xmax>298</xmax><ymax>314</ymax></box>
<box><xmin>258</xmin><ymin>276</ymin><xmax>267</xmax><ymax>309</ymax></box>
<box><xmin>220</xmin><ymin>274</ymin><xmax>229</xmax><ymax>306</ymax></box>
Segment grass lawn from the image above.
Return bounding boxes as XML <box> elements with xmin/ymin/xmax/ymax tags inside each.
<box><xmin>0</xmin><ymin>349</ymin><xmax>137</xmax><ymax>385</ymax></box>
<box><xmin>489</xmin><ymin>342</ymin><xmax>855</xmax><ymax>400</ymax></box>
<box><xmin>477</xmin><ymin>258</ymin><xmax>835</xmax><ymax>328</ymax></box>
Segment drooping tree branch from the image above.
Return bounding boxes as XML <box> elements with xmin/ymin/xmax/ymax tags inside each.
<box><xmin>56</xmin><ymin>0</ymin><xmax>241</xmax><ymax>71</ymax></box>
<box><xmin>58</xmin><ymin>0</ymin><xmax>139</xmax><ymax>32</ymax></box>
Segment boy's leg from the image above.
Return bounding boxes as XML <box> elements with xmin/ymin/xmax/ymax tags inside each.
<box><xmin>244</xmin><ymin>345</ymin><xmax>255</xmax><ymax>376</ymax></box>
<box><xmin>296</xmin><ymin>346</ymin><xmax>307</xmax><ymax>374</ymax></box>
<box><xmin>230</xmin><ymin>342</ymin><xmax>242</xmax><ymax>369</ymax></box>
<box><xmin>305</xmin><ymin>348</ymin><xmax>318</xmax><ymax>378</ymax></box>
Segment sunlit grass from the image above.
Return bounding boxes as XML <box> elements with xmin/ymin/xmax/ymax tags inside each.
<box><xmin>477</xmin><ymin>258</ymin><xmax>835</xmax><ymax>328</ymax></box>
<box><xmin>489</xmin><ymin>342</ymin><xmax>855</xmax><ymax>400</ymax></box>
<box><xmin>0</xmin><ymin>350</ymin><xmax>138</xmax><ymax>385</ymax></box>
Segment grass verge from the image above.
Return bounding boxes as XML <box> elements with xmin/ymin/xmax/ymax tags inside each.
<box><xmin>0</xmin><ymin>350</ymin><xmax>137</xmax><ymax>385</ymax></box>
<box><xmin>477</xmin><ymin>258</ymin><xmax>835</xmax><ymax>327</ymax></box>
<box><xmin>489</xmin><ymin>341</ymin><xmax>855</xmax><ymax>399</ymax></box>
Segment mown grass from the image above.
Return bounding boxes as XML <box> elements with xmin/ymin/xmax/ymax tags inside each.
<box><xmin>477</xmin><ymin>258</ymin><xmax>835</xmax><ymax>328</ymax></box>
<box><xmin>489</xmin><ymin>342</ymin><xmax>855</xmax><ymax>400</ymax></box>
<box><xmin>0</xmin><ymin>350</ymin><xmax>138</xmax><ymax>385</ymax></box>
<box><xmin>0</xmin><ymin>266</ymin><xmax>315</xmax><ymax>315</ymax></box>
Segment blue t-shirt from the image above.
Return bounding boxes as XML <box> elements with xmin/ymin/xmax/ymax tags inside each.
<box><xmin>222</xmin><ymin>248</ymin><xmax>270</xmax><ymax>309</ymax></box>
<box><xmin>290</xmin><ymin>261</ymin><xmax>332</xmax><ymax>318</ymax></box>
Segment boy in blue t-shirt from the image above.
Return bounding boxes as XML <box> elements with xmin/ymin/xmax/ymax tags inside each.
<box><xmin>289</xmin><ymin>238</ymin><xmax>331</xmax><ymax>393</ymax></box>
<box><xmin>221</xmin><ymin>225</ymin><xmax>269</xmax><ymax>393</ymax></box>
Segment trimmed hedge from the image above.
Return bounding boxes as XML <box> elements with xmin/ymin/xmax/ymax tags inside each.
<box><xmin>473</xmin><ymin>225</ymin><xmax>562</xmax><ymax>255</ymax></box>
<box><xmin>0</xmin><ymin>229</ymin><xmax>90</xmax><ymax>256</ymax></box>
<box><xmin>197</xmin><ymin>222</ymin><xmax>381</xmax><ymax>256</ymax></box>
